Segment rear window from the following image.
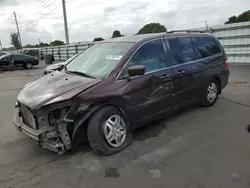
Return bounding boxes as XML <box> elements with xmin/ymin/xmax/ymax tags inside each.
<box><xmin>14</xmin><ymin>54</ymin><xmax>32</xmax><ymax>59</ymax></box>
<box><xmin>191</xmin><ymin>37</ymin><xmax>221</xmax><ymax>59</ymax></box>
<box><xmin>14</xmin><ymin>54</ymin><xmax>24</xmax><ymax>59</ymax></box>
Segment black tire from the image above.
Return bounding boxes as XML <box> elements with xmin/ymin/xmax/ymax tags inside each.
<box><xmin>25</xmin><ymin>62</ymin><xmax>33</xmax><ymax>69</ymax></box>
<box><xmin>247</xmin><ymin>124</ymin><xmax>250</xmax><ymax>133</ymax></box>
<box><xmin>202</xmin><ymin>78</ymin><xmax>219</xmax><ymax>107</ymax></box>
<box><xmin>87</xmin><ymin>106</ymin><xmax>132</xmax><ymax>155</ymax></box>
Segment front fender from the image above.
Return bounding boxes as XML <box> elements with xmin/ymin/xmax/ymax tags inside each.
<box><xmin>72</xmin><ymin>103</ymin><xmax>107</xmax><ymax>141</ymax></box>
<box><xmin>72</xmin><ymin>103</ymin><xmax>130</xmax><ymax>148</ymax></box>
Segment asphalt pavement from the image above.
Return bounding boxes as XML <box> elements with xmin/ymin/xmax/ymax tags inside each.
<box><xmin>0</xmin><ymin>62</ymin><xmax>250</xmax><ymax>188</ymax></box>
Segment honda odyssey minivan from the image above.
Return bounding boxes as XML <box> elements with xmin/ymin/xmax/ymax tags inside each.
<box><xmin>14</xmin><ymin>31</ymin><xmax>229</xmax><ymax>155</ymax></box>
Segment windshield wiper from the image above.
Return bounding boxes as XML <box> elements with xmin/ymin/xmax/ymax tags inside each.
<box><xmin>67</xmin><ymin>70</ymin><xmax>96</xmax><ymax>79</ymax></box>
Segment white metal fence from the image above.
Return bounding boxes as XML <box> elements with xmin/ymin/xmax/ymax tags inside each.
<box><xmin>39</xmin><ymin>21</ymin><xmax>250</xmax><ymax>64</ymax></box>
<box><xmin>211</xmin><ymin>22</ymin><xmax>250</xmax><ymax>64</ymax></box>
<box><xmin>39</xmin><ymin>42</ymin><xmax>95</xmax><ymax>61</ymax></box>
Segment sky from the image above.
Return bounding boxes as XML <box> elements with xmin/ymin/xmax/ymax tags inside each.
<box><xmin>0</xmin><ymin>0</ymin><xmax>249</xmax><ymax>47</ymax></box>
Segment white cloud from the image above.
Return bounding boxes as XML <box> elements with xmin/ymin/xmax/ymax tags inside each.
<box><xmin>0</xmin><ymin>0</ymin><xmax>249</xmax><ymax>47</ymax></box>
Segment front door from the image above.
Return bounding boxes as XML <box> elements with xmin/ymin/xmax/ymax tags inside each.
<box><xmin>164</xmin><ymin>37</ymin><xmax>203</xmax><ymax>109</ymax></box>
<box><xmin>118</xmin><ymin>39</ymin><xmax>174</xmax><ymax>126</ymax></box>
<box><xmin>14</xmin><ymin>54</ymin><xmax>26</xmax><ymax>66</ymax></box>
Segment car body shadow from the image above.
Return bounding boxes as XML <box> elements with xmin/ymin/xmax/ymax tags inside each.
<box><xmin>0</xmin><ymin>66</ymin><xmax>41</xmax><ymax>73</ymax></box>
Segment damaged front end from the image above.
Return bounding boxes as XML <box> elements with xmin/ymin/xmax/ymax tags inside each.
<box><xmin>13</xmin><ymin>101</ymin><xmax>81</xmax><ymax>154</ymax></box>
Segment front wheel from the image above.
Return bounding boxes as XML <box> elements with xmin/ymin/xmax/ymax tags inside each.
<box><xmin>202</xmin><ymin>78</ymin><xmax>219</xmax><ymax>107</ymax></box>
<box><xmin>25</xmin><ymin>62</ymin><xmax>33</xmax><ymax>69</ymax></box>
<box><xmin>87</xmin><ymin>106</ymin><xmax>132</xmax><ymax>155</ymax></box>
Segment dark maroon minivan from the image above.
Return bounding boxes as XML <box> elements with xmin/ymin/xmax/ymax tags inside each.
<box><xmin>14</xmin><ymin>31</ymin><xmax>229</xmax><ymax>155</ymax></box>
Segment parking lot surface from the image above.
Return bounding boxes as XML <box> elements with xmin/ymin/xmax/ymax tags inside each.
<box><xmin>0</xmin><ymin>62</ymin><xmax>250</xmax><ymax>188</ymax></box>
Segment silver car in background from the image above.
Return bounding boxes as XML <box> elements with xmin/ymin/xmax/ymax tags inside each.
<box><xmin>43</xmin><ymin>53</ymin><xmax>79</xmax><ymax>75</ymax></box>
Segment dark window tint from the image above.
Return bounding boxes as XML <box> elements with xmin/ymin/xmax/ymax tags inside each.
<box><xmin>122</xmin><ymin>39</ymin><xmax>166</xmax><ymax>75</ymax></box>
<box><xmin>0</xmin><ymin>54</ymin><xmax>10</xmax><ymax>60</ymax></box>
<box><xmin>14</xmin><ymin>54</ymin><xmax>25</xmax><ymax>59</ymax></box>
<box><xmin>14</xmin><ymin>54</ymin><xmax>30</xmax><ymax>59</ymax></box>
<box><xmin>166</xmin><ymin>37</ymin><xmax>197</xmax><ymax>65</ymax></box>
<box><xmin>192</xmin><ymin>37</ymin><xmax>221</xmax><ymax>59</ymax></box>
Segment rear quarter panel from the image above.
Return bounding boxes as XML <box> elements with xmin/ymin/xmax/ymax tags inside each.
<box><xmin>202</xmin><ymin>53</ymin><xmax>228</xmax><ymax>91</ymax></box>
<box><xmin>32</xmin><ymin>59</ymin><xmax>39</xmax><ymax>65</ymax></box>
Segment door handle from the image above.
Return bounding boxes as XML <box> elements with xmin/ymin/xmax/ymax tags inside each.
<box><xmin>160</xmin><ymin>74</ymin><xmax>171</xmax><ymax>80</ymax></box>
<box><xmin>177</xmin><ymin>70</ymin><xmax>187</xmax><ymax>76</ymax></box>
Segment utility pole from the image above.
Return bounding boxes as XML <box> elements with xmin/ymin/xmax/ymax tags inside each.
<box><xmin>205</xmin><ymin>21</ymin><xmax>209</xmax><ymax>32</ymax></box>
<box><xmin>0</xmin><ymin>40</ymin><xmax>2</xmax><ymax>50</ymax></box>
<box><xmin>14</xmin><ymin>11</ymin><xmax>22</xmax><ymax>48</ymax></box>
<box><xmin>62</xmin><ymin>0</ymin><xmax>69</xmax><ymax>44</ymax></box>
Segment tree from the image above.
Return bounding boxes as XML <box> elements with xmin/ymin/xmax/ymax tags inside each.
<box><xmin>112</xmin><ymin>30</ymin><xmax>124</xmax><ymax>38</ymax></box>
<box><xmin>10</xmin><ymin>32</ymin><xmax>21</xmax><ymax>49</ymax></box>
<box><xmin>50</xmin><ymin>40</ymin><xmax>65</xmax><ymax>46</ymax></box>
<box><xmin>2</xmin><ymin>47</ymin><xmax>15</xmax><ymax>51</ymax></box>
<box><xmin>24</xmin><ymin>44</ymin><xmax>33</xmax><ymax>48</ymax></box>
<box><xmin>40</xmin><ymin>42</ymin><xmax>49</xmax><ymax>47</ymax></box>
<box><xmin>93</xmin><ymin>37</ymin><xmax>104</xmax><ymax>42</ymax></box>
<box><xmin>137</xmin><ymin>23</ymin><xmax>167</xmax><ymax>34</ymax></box>
<box><xmin>225</xmin><ymin>10</ymin><xmax>250</xmax><ymax>24</ymax></box>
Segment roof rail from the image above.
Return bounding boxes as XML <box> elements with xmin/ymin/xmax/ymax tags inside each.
<box><xmin>167</xmin><ymin>30</ymin><xmax>204</xmax><ymax>33</ymax></box>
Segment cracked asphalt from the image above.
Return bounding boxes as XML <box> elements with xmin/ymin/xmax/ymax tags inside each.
<box><xmin>0</xmin><ymin>62</ymin><xmax>250</xmax><ymax>188</ymax></box>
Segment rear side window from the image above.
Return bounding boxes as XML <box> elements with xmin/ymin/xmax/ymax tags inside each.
<box><xmin>14</xmin><ymin>54</ymin><xmax>24</xmax><ymax>59</ymax></box>
<box><xmin>191</xmin><ymin>37</ymin><xmax>221</xmax><ymax>59</ymax></box>
<box><xmin>165</xmin><ymin>37</ymin><xmax>197</xmax><ymax>65</ymax></box>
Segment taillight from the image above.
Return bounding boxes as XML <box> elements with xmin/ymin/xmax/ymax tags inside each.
<box><xmin>225</xmin><ymin>60</ymin><xmax>229</xmax><ymax>68</ymax></box>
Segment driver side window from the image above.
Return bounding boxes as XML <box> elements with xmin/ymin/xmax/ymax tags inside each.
<box><xmin>2</xmin><ymin>55</ymin><xmax>10</xmax><ymax>61</ymax></box>
<box><xmin>120</xmin><ymin>39</ymin><xmax>166</xmax><ymax>78</ymax></box>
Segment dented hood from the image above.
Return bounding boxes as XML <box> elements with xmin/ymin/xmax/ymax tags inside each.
<box><xmin>18</xmin><ymin>70</ymin><xmax>101</xmax><ymax>110</ymax></box>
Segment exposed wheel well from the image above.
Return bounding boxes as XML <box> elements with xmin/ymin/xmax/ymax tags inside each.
<box><xmin>72</xmin><ymin>104</ymin><xmax>128</xmax><ymax>149</ymax></box>
<box><xmin>214</xmin><ymin>76</ymin><xmax>221</xmax><ymax>94</ymax></box>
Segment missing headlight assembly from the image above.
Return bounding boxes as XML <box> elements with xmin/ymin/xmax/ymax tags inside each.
<box><xmin>14</xmin><ymin>101</ymin><xmax>82</xmax><ymax>154</ymax></box>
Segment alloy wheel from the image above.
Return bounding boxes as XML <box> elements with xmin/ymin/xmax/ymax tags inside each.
<box><xmin>104</xmin><ymin>114</ymin><xmax>127</xmax><ymax>148</ymax></box>
<box><xmin>26</xmin><ymin>63</ymin><xmax>33</xmax><ymax>69</ymax></box>
<box><xmin>207</xmin><ymin>82</ymin><xmax>217</xmax><ymax>103</ymax></box>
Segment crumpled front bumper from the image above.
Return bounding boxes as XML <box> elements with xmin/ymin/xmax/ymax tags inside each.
<box><xmin>13</xmin><ymin>109</ymin><xmax>66</xmax><ymax>154</ymax></box>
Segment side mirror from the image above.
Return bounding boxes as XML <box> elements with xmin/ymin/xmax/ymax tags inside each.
<box><xmin>128</xmin><ymin>65</ymin><xmax>145</xmax><ymax>77</ymax></box>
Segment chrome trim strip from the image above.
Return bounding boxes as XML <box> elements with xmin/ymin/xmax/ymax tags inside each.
<box><xmin>170</xmin><ymin>53</ymin><xmax>223</xmax><ymax>68</ymax></box>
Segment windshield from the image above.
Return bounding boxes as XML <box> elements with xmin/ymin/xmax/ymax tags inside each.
<box><xmin>0</xmin><ymin>54</ymin><xmax>9</xmax><ymax>60</ymax></box>
<box><xmin>66</xmin><ymin>42</ymin><xmax>134</xmax><ymax>78</ymax></box>
<box><xmin>0</xmin><ymin>53</ymin><xmax>7</xmax><ymax>57</ymax></box>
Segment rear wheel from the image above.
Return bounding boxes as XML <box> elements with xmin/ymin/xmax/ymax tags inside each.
<box><xmin>202</xmin><ymin>78</ymin><xmax>219</xmax><ymax>107</ymax></box>
<box><xmin>87</xmin><ymin>106</ymin><xmax>132</xmax><ymax>155</ymax></box>
<box><xmin>25</xmin><ymin>62</ymin><xmax>33</xmax><ymax>69</ymax></box>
